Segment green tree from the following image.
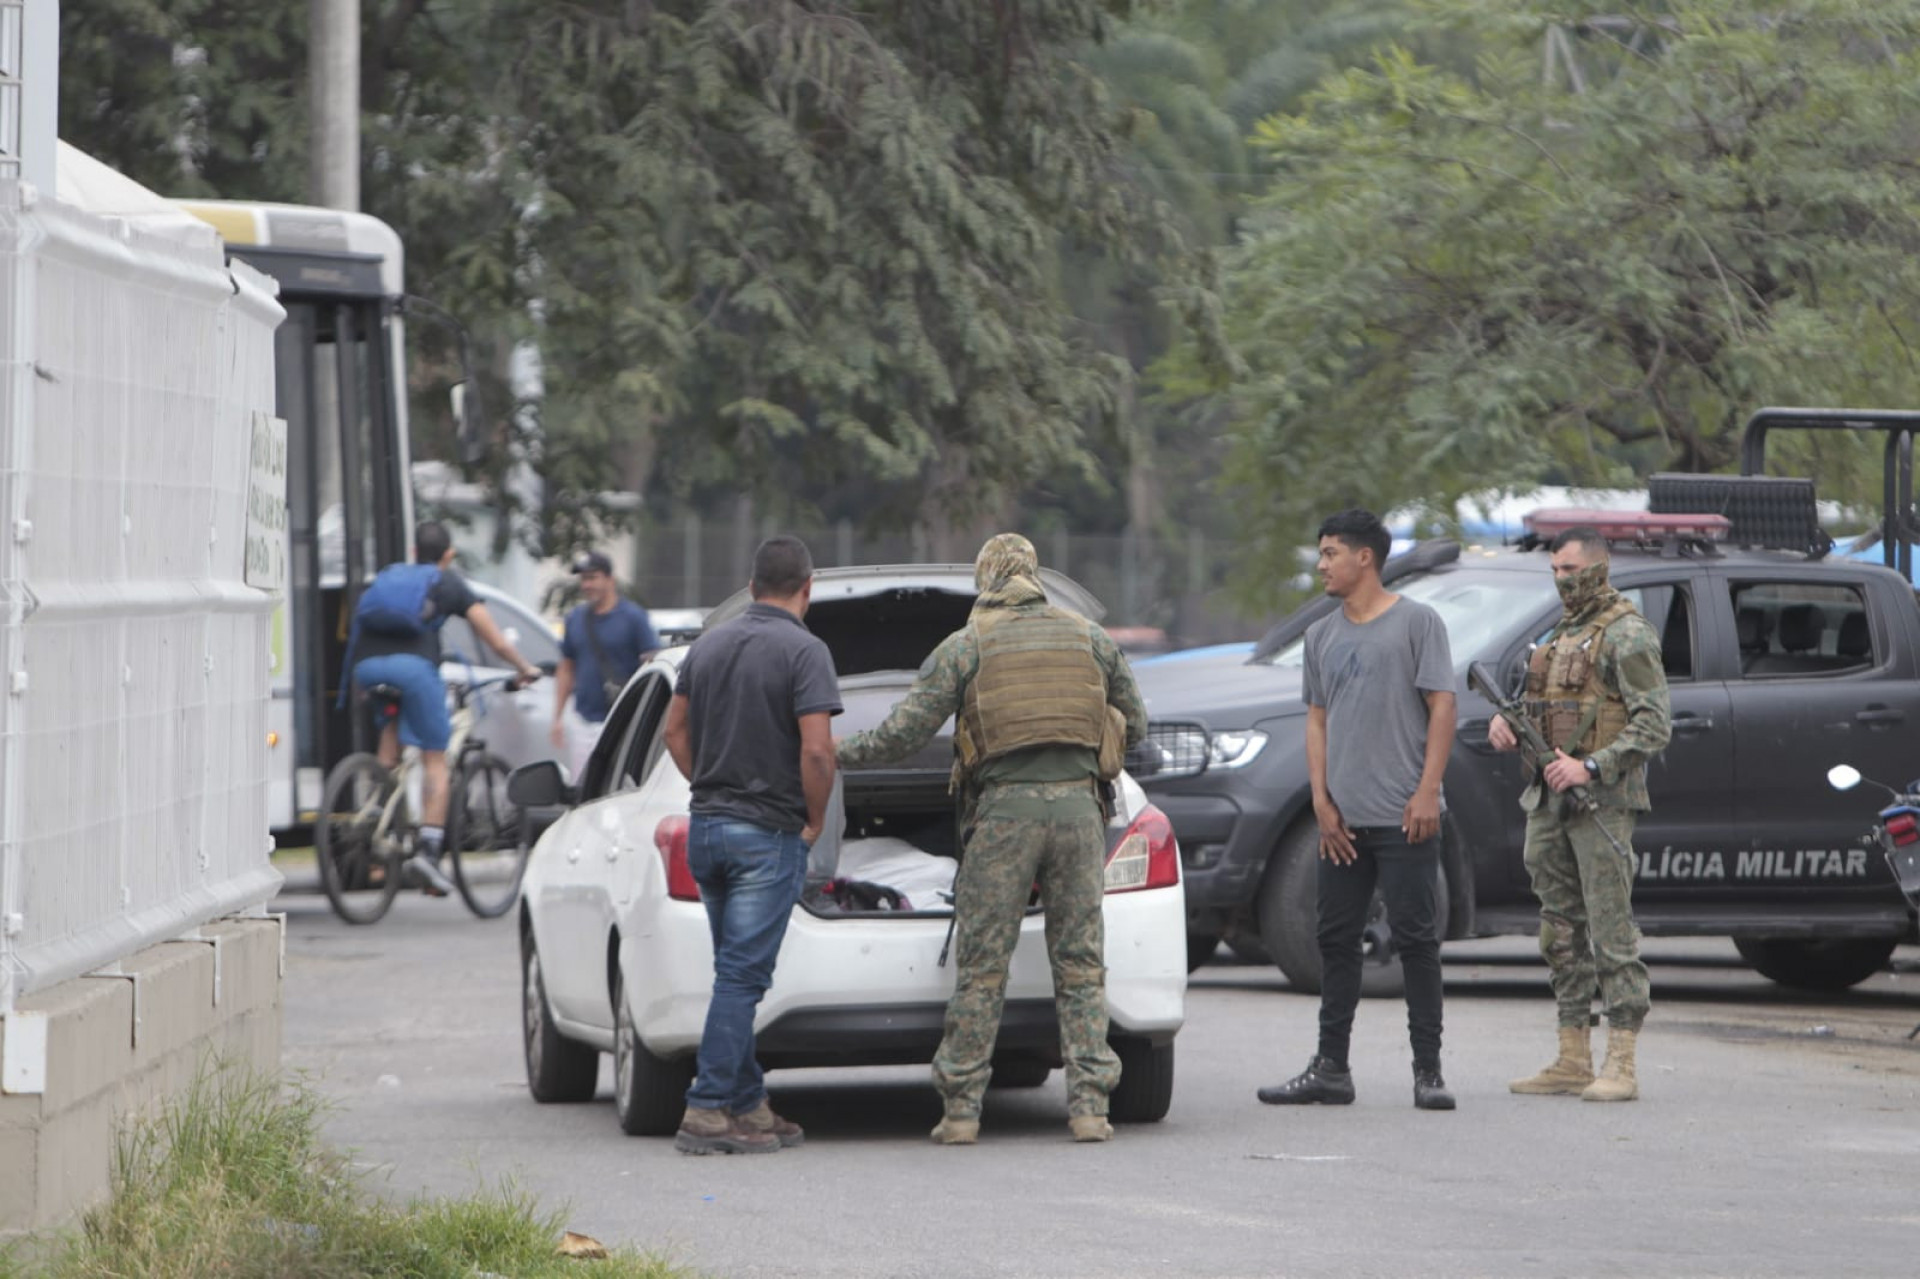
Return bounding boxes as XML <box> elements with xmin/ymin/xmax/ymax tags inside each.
<box><xmin>1198</xmin><ymin>0</ymin><xmax>1920</xmax><ymax>606</ymax></box>
<box><xmin>59</xmin><ymin>1</ymin><xmax>1198</xmax><ymax>557</ymax></box>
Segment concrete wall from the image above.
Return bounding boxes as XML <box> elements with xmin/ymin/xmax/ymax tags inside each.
<box><xmin>0</xmin><ymin>915</ymin><xmax>282</xmax><ymax>1235</ymax></box>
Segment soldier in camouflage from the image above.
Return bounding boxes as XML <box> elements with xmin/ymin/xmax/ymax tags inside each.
<box><xmin>836</xmin><ymin>534</ymin><xmax>1148</xmax><ymax>1145</ymax></box>
<box><xmin>1490</xmin><ymin>525</ymin><xmax>1671</xmax><ymax>1102</ymax></box>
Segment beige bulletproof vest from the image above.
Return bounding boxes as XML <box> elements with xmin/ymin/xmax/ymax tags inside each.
<box><xmin>1524</xmin><ymin>597</ymin><xmax>1636</xmax><ymax>756</ymax></box>
<box><xmin>953</xmin><ymin>607</ymin><xmax>1108</xmax><ymax>780</ymax></box>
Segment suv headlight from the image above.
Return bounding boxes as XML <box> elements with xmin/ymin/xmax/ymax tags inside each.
<box><xmin>1209</xmin><ymin>730</ymin><xmax>1269</xmax><ymax>770</ymax></box>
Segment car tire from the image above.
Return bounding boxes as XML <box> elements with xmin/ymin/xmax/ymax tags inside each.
<box><xmin>1107</xmin><ymin>1036</ymin><xmax>1174</xmax><ymax>1123</ymax></box>
<box><xmin>613</xmin><ymin>970</ymin><xmax>694</xmax><ymax>1137</ymax></box>
<box><xmin>1223</xmin><ymin>920</ymin><xmax>1272</xmax><ymax>966</ymax></box>
<box><xmin>1186</xmin><ymin>930</ymin><xmax>1222</xmax><ymax>973</ymax></box>
<box><xmin>1733</xmin><ymin>936</ymin><xmax>1898</xmax><ymax>991</ymax></box>
<box><xmin>521</xmin><ymin>934</ymin><xmax>600</xmax><ymax>1104</ymax></box>
<box><xmin>1259</xmin><ymin>821</ymin><xmax>1450</xmax><ymax>1000</ymax></box>
<box><xmin>988</xmin><ymin>1056</ymin><xmax>1054</xmax><ymax>1089</ymax></box>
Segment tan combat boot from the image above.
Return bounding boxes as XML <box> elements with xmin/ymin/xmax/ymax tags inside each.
<box><xmin>929</xmin><ymin>1116</ymin><xmax>980</xmax><ymax>1145</ymax></box>
<box><xmin>1581</xmin><ymin>1028</ymin><xmax>1639</xmax><ymax>1102</ymax></box>
<box><xmin>1508</xmin><ymin>1026</ymin><xmax>1594</xmax><ymax>1095</ymax></box>
<box><xmin>1068</xmin><ymin>1115</ymin><xmax>1113</xmax><ymax>1143</ymax></box>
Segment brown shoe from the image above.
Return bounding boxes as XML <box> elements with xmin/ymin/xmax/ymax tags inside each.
<box><xmin>1068</xmin><ymin>1114</ymin><xmax>1113</xmax><ymax>1143</ymax></box>
<box><xmin>929</xmin><ymin>1116</ymin><xmax>980</xmax><ymax>1145</ymax></box>
<box><xmin>674</xmin><ymin>1106</ymin><xmax>780</xmax><ymax>1155</ymax></box>
<box><xmin>734</xmin><ymin>1100</ymin><xmax>804</xmax><ymax>1148</ymax></box>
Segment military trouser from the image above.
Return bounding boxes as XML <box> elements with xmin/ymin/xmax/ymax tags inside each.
<box><xmin>1522</xmin><ymin>800</ymin><xmax>1650</xmax><ymax>1031</ymax></box>
<box><xmin>933</xmin><ymin>781</ymin><xmax>1122</xmax><ymax>1119</ymax></box>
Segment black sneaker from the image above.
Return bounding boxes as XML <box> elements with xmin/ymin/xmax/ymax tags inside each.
<box><xmin>1414</xmin><ymin>1067</ymin><xmax>1456</xmax><ymax>1111</ymax></box>
<box><xmin>1257</xmin><ymin>1055</ymin><xmax>1355</xmax><ymax>1106</ymax></box>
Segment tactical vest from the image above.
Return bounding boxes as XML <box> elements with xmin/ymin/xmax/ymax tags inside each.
<box><xmin>1524</xmin><ymin>597</ymin><xmax>1637</xmax><ymax>756</ymax></box>
<box><xmin>953</xmin><ymin>606</ymin><xmax>1108</xmax><ymax>783</ymax></box>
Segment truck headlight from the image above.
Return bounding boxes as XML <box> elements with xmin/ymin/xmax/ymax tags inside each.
<box><xmin>1209</xmin><ymin>730</ymin><xmax>1269</xmax><ymax>770</ymax></box>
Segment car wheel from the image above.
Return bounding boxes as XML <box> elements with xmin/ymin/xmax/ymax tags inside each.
<box><xmin>1107</xmin><ymin>1036</ymin><xmax>1174</xmax><ymax>1123</ymax></box>
<box><xmin>1223</xmin><ymin>920</ymin><xmax>1272</xmax><ymax>966</ymax></box>
<box><xmin>1258</xmin><ymin>821</ymin><xmax>1450</xmax><ymax>999</ymax></box>
<box><xmin>522</xmin><ymin>933</ymin><xmax>600</xmax><ymax>1103</ymax></box>
<box><xmin>988</xmin><ymin>1056</ymin><xmax>1053</xmax><ymax>1089</ymax></box>
<box><xmin>1733</xmin><ymin>937</ymin><xmax>1898</xmax><ymax>991</ymax></box>
<box><xmin>613</xmin><ymin>970</ymin><xmax>693</xmax><ymax>1137</ymax></box>
<box><xmin>1185</xmin><ymin>930</ymin><xmax>1222</xmax><ymax>973</ymax></box>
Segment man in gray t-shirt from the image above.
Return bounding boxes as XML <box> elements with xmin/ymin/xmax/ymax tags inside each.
<box><xmin>662</xmin><ymin>535</ymin><xmax>840</xmax><ymax>1155</ymax></box>
<box><xmin>1257</xmin><ymin>509</ymin><xmax>1458</xmax><ymax>1113</ymax></box>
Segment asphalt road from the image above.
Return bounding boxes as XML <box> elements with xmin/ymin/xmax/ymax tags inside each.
<box><xmin>276</xmin><ymin>880</ymin><xmax>1920</xmax><ymax>1278</ymax></box>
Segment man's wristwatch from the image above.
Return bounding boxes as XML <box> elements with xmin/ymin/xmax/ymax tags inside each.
<box><xmin>1583</xmin><ymin>757</ymin><xmax>1601</xmax><ymax>779</ymax></box>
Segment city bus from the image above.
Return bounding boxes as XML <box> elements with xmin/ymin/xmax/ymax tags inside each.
<box><xmin>176</xmin><ymin>201</ymin><xmax>419</xmax><ymax>835</ymax></box>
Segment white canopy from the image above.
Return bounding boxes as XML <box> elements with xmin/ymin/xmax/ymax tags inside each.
<box><xmin>52</xmin><ymin>140</ymin><xmax>222</xmax><ymax>250</ymax></box>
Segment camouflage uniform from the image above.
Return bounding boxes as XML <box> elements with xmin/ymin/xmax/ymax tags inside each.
<box><xmin>837</xmin><ymin>535</ymin><xmax>1149</xmax><ymax>1120</ymax></box>
<box><xmin>1519</xmin><ymin>563</ymin><xmax>1672</xmax><ymax>1031</ymax></box>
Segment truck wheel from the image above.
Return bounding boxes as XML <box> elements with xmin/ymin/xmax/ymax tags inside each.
<box><xmin>1733</xmin><ymin>937</ymin><xmax>1898</xmax><ymax>991</ymax></box>
<box><xmin>1107</xmin><ymin>1036</ymin><xmax>1174</xmax><ymax>1123</ymax></box>
<box><xmin>1258</xmin><ymin>821</ymin><xmax>1449</xmax><ymax>999</ymax></box>
<box><xmin>1223</xmin><ymin>921</ymin><xmax>1272</xmax><ymax>965</ymax></box>
<box><xmin>1186</xmin><ymin>930</ymin><xmax>1222</xmax><ymax>972</ymax></box>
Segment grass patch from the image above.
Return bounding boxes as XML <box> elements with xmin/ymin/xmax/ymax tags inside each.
<box><xmin>271</xmin><ymin>845</ymin><xmax>317</xmax><ymax>872</ymax></box>
<box><xmin>3</xmin><ymin>1067</ymin><xmax>684</xmax><ymax>1279</ymax></box>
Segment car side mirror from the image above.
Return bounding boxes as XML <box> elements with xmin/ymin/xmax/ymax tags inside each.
<box><xmin>508</xmin><ymin>759</ymin><xmax>574</xmax><ymax>809</ymax></box>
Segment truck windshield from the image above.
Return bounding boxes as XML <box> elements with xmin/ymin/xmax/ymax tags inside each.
<box><xmin>1261</xmin><ymin>569</ymin><xmax>1555</xmax><ymax>672</ymax></box>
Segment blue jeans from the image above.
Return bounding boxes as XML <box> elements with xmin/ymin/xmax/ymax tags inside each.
<box><xmin>684</xmin><ymin>816</ymin><xmax>808</xmax><ymax>1113</ymax></box>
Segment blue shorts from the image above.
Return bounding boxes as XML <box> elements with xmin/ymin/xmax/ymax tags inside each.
<box><xmin>352</xmin><ymin>653</ymin><xmax>452</xmax><ymax>752</ymax></box>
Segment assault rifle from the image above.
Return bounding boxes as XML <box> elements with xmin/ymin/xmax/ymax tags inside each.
<box><xmin>1466</xmin><ymin>660</ymin><xmax>1632</xmax><ymax>860</ymax></box>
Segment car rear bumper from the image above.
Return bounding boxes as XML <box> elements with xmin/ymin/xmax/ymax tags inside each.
<box><xmin>623</xmin><ymin>885</ymin><xmax>1187</xmax><ymax>1060</ymax></box>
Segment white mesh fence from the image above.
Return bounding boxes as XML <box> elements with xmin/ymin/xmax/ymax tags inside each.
<box><xmin>0</xmin><ymin>183</ymin><xmax>284</xmax><ymax>1012</ymax></box>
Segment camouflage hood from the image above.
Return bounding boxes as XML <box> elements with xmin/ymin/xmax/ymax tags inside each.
<box><xmin>973</xmin><ymin>533</ymin><xmax>1046</xmax><ymax>611</ymax></box>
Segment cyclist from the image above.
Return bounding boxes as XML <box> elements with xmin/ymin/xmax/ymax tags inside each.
<box><xmin>348</xmin><ymin>521</ymin><xmax>541</xmax><ymax>895</ymax></box>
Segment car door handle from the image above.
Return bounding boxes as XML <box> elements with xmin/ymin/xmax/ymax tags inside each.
<box><xmin>1671</xmin><ymin>713</ymin><xmax>1713</xmax><ymax>735</ymax></box>
<box><xmin>1856</xmin><ymin>707</ymin><xmax>1906</xmax><ymax>725</ymax></box>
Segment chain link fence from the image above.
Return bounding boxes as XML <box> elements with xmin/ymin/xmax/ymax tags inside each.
<box><xmin>619</xmin><ymin>515</ymin><xmax>1263</xmax><ymax>650</ymax></box>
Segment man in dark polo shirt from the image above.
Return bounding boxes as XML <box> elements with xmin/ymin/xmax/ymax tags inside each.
<box><xmin>662</xmin><ymin>535</ymin><xmax>840</xmax><ymax>1155</ymax></box>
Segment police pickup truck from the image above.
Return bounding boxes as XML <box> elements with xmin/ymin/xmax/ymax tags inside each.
<box><xmin>1138</xmin><ymin>408</ymin><xmax>1920</xmax><ymax>994</ymax></box>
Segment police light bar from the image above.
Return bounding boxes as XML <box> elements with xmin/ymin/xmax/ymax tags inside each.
<box><xmin>1523</xmin><ymin>510</ymin><xmax>1733</xmax><ymax>543</ymax></box>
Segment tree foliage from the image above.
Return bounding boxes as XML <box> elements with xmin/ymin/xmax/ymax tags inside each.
<box><xmin>1201</xmin><ymin>0</ymin><xmax>1920</xmax><ymax>603</ymax></box>
<box><xmin>60</xmin><ymin>0</ymin><xmax>1208</xmax><ymax>555</ymax></box>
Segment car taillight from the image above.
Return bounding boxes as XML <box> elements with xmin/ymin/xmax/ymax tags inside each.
<box><xmin>654</xmin><ymin>815</ymin><xmax>701</xmax><ymax>901</ymax></box>
<box><xmin>1104</xmin><ymin>805</ymin><xmax>1179</xmax><ymax>894</ymax></box>
<box><xmin>1885</xmin><ymin>813</ymin><xmax>1920</xmax><ymax>847</ymax></box>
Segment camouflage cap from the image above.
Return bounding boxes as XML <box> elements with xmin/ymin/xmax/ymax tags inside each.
<box><xmin>974</xmin><ymin>532</ymin><xmax>1039</xmax><ymax>591</ymax></box>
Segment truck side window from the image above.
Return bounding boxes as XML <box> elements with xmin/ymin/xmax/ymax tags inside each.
<box><xmin>1730</xmin><ymin>581</ymin><xmax>1873</xmax><ymax>677</ymax></box>
<box><xmin>1520</xmin><ymin>584</ymin><xmax>1693</xmax><ymax>681</ymax></box>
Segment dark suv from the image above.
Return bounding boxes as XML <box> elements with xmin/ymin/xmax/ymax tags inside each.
<box><xmin>1138</xmin><ymin>501</ymin><xmax>1920</xmax><ymax>996</ymax></box>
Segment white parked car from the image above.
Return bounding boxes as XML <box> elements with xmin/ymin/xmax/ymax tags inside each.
<box><xmin>510</xmin><ymin>565</ymin><xmax>1188</xmax><ymax>1136</ymax></box>
<box><xmin>437</xmin><ymin>580</ymin><xmax>572</xmax><ymax>774</ymax></box>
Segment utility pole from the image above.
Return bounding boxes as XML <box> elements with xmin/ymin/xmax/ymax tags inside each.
<box><xmin>308</xmin><ymin>0</ymin><xmax>360</xmax><ymax>210</ymax></box>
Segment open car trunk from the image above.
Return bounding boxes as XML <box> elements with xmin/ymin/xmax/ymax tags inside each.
<box><xmin>717</xmin><ymin>566</ymin><xmax>1104</xmax><ymax>919</ymax></box>
<box><xmin>803</xmin><ymin>765</ymin><xmax>964</xmax><ymax>918</ymax></box>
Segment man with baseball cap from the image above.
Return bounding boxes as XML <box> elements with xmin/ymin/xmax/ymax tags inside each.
<box><xmin>551</xmin><ymin>550</ymin><xmax>661</xmax><ymax>775</ymax></box>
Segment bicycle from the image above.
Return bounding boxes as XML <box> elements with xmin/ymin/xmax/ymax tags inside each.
<box><xmin>315</xmin><ymin>672</ymin><xmax>532</xmax><ymax>924</ymax></box>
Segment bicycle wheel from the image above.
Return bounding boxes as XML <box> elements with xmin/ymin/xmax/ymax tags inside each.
<box><xmin>316</xmin><ymin>753</ymin><xmax>405</xmax><ymax>925</ymax></box>
<box><xmin>446</xmin><ymin>750</ymin><xmax>528</xmax><ymax>919</ymax></box>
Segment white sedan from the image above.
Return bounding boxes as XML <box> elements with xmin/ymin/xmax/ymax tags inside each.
<box><xmin>509</xmin><ymin>565</ymin><xmax>1188</xmax><ymax>1136</ymax></box>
